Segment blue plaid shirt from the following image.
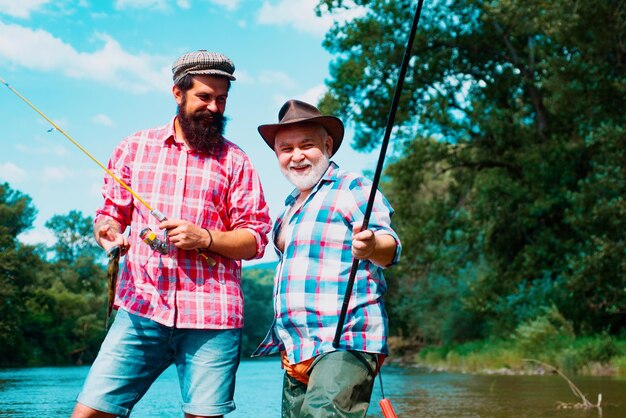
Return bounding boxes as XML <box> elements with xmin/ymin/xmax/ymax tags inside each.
<box><xmin>252</xmin><ymin>162</ymin><xmax>401</xmax><ymax>364</ymax></box>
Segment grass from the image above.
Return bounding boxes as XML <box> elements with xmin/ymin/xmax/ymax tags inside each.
<box><xmin>412</xmin><ymin>335</ymin><xmax>626</xmax><ymax>376</ymax></box>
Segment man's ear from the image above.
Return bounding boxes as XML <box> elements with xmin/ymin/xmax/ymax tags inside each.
<box><xmin>173</xmin><ymin>85</ymin><xmax>183</xmax><ymax>105</ymax></box>
<box><xmin>325</xmin><ymin>136</ymin><xmax>334</xmax><ymax>156</ymax></box>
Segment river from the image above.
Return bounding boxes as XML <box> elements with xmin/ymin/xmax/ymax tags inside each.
<box><xmin>1</xmin><ymin>359</ymin><xmax>624</xmax><ymax>417</ymax></box>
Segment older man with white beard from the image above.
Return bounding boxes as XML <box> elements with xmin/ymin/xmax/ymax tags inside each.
<box><xmin>252</xmin><ymin>100</ymin><xmax>402</xmax><ymax>418</ymax></box>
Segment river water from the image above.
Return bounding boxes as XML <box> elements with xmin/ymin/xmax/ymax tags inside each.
<box><xmin>1</xmin><ymin>359</ymin><xmax>624</xmax><ymax>417</ymax></box>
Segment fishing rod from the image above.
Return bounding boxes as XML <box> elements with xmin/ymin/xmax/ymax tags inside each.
<box><xmin>330</xmin><ymin>0</ymin><xmax>425</xmax><ymax>416</ymax></box>
<box><xmin>0</xmin><ymin>76</ymin><xmax>216</xmax><ymax>266</ymax></box>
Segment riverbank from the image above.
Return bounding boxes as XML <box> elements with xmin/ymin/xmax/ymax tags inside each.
<box><xmin>387</xmin><ymin>335</ymin><xmax>626</xmax><ymax>376</ymax></box>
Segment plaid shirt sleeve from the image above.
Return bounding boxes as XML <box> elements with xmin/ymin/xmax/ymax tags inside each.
<box><xmin>225</xmin><ymin>146</ymin><xmax>271</xmax><ymax>259</ymax></box>
<box><xmin>342</xmin><ymin>170</ymin><xmax>402</xmax><ymax>267</ymax></box>
<box><xmin>94</xmin><ymin>138</ymin><xmax>135</xmax><ymax>229</ymax></box>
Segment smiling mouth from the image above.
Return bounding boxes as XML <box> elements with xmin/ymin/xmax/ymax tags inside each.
<box><xmin>290</xmin><ymin>164</ymin><xmax>311</xmax><ymax>174</ymax></box>
<box><xmin>195</xmin><ymin>111</ymin><xmax>214</xmax><ymax>121</ymax></box>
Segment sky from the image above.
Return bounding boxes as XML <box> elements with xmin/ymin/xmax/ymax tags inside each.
<box><xmin>0</xmin><ymin>0</ymin><xmax>382</xmax><ymax>265</ymax></box>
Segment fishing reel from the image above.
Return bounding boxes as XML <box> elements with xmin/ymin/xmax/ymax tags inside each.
<box><xmin>140</xmin><ymin>227</ymin><xmax>169</xmax><ymax>255</ymax></box>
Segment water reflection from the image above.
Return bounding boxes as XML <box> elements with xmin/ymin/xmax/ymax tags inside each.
<box><xmin>376</xmin><ymin>365</ymin><xmax>625</xmax><ymax>418</ymax></box>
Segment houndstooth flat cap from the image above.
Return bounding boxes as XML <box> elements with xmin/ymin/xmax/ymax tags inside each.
<box><xmin>172</xmin><ymin>50</ymin><xmax>236</xmax><ymax>84</ymax></box>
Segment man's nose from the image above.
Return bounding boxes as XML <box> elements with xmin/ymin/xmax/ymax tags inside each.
<box><xmin>206</xmin><ymin>100</ymin><xmax>218</xmax><ymax>112</ymax></box>
<box><xmin>292</xmin><ymin>148</ymin><xmax>305</xmax><ymax>161</ymax></box>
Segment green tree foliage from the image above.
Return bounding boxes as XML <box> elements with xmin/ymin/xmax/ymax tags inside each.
<box><xmin>241</xmin><ymin>265</ymin><xmax>275</xmax><ymax>356</ymax></box>
<box><xmin>0</xmin><ymin>183</ymin><xmax>44</xmax><ymax>364</ymax></box>
<box><xmin>46</xmin><ymin>210</ymin><xmax>101</xmax><ymax>264</ymax></box>
<box><xmin>30</xmin><ymin>209</ymin><xmax>107</xmax><ymax>365</ymax></box>
<box><xmin>0</xmin><ymin>183</ymin><xmax>108</xmax><ymax>366</ymax></box>
<box><xmin>317</xmin><ymin>0</ymin><xmax>625</xmax><ymax>342</ymax></box>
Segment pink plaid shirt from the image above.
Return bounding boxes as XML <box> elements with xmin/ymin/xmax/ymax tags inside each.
<box><xmin>96</xmin><ymin>118</ymin><xmax>271</xmax><ymax>329</ymax></box>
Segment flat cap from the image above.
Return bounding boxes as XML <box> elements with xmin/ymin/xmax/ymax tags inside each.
<box><xmin>172</xmin><ymin>50</ymin><xmax>236</xmax><ymax>84</ymax></box>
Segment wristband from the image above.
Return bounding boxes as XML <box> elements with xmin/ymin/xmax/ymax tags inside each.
<box><xmin>203</xmin><ymin>228</ymin><xmax>213</xmax><ymax>250</ymax></box>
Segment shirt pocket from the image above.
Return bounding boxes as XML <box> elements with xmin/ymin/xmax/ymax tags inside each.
<box><xmin>201</xmin><ymin>187</ymin><xmax>228</xmax><ymax>229</ymax></box>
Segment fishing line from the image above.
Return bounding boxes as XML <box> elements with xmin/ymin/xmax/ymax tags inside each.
<box><xmin>0</xmin><ymin>76</ymin><xmax>215</xmax><ymax>266</ymax></box>
<box><xmin>0</xmin><ymin>77</ymin><xmax>154</xmax><ymax>212</ymax></box>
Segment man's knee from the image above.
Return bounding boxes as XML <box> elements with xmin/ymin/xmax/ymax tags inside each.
<box><xmin>71</xmin><ymin>403</ymin><xmax>117</xmax><ymax>418</ymax></box>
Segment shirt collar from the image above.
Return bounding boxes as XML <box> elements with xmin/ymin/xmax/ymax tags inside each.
<box><xmin>163</xmin><ymin>117</ymin><xmax>181</xmax><ymax>147</ymax></box>
<box><xmin>284</xmin><ymin>161</ymin><xmax>339</xmax><ymax>206</ymax></box>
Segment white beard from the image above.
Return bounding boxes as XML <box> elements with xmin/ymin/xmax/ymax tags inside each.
<box><xmin>281</xmin><ymin>153</ymin><xmax>330</xmax><ymax>192</ymax></box>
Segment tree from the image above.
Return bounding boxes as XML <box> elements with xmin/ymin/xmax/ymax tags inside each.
<box><xmin>241</xmin><ymin>266</ymin><xmax>275</xmax><ymax>356</ymax></box>
<box><xmin>40</xmin><ymin>210</ymin><xmax>108</xmax><ymax>363</ymax></box>
<box><xmin>0</xmin><ymin>183</ymin><xmax>44</xmax><ymax>364</ymax></box>
<box><xmin>0</xmin><ymin>186</ymin><xmax>108</xmax><ymax>366</ymax></box>
<box><xmin>46</xmin><ymin>210</ymin><xmax>105</xmax><ymax>295</ymax></box>
<box><xmin>317</xmin><ymin>0</ymin><xmax>625</xmax><ymax>341</ymax></box>
<box><xmin>46</xmin><ymin>210</ymin><xmax>101</xmax><ymax>263</ymax></box>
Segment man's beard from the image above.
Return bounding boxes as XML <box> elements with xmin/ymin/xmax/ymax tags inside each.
<box><xmin>281</xmin><ymin>152</ymin><xmax>330</xmax><ymax>192</ymax></box>
<box><xmin>177</xmin><ymin>101</ymin><xmax>228</xmax><ymax>153</ymax></box>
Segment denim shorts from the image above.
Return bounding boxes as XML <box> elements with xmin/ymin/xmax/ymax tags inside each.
<box><xmin>76</xmin><ymin>309</ymin><xmax>241</xmax><ymax>417</ymax></box>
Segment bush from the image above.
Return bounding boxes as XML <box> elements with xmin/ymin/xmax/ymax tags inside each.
<box><xmin>513</xmin><ymin>306</ymin><xmax>574</xmax><ymax>358</ymax></box>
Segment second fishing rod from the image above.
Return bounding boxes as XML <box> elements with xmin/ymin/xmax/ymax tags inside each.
<box><xmin>0</xmin><ymin>76</ymin><xmax>216</xmax><ymax>266</ymax></box>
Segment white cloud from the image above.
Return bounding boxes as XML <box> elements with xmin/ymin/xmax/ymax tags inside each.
<box><xmin>42</xmin><ymin>166</ymin><xmax>73</xmax><ymax>182</ymax></box>
<box><xmin>18</xmin><ymin>227</ymin><xmax>56</xmax><ymax>246</ymax></box>
<box><xmin>0</xmin><ymin>22</ymin><xmax>171</xmax><ymax>94</ymax></box>
<box><xmin>15</xmin><ymin>142</ymin><xmax>69</xmax><ymax>157</ymax></box>
<box><xmin>0</xmin><ymin>0</ymin><xmax>51</xmax><ymax>18</ymax></box>
<box><xmin>92</xmin><ymin>114</ymin><xmax>114</xmax><ymax>126</ymax></box>
<box><xmin>297</xmin><ymin>84</ymin><xmax>327</xmax><ymax>105</ymax></box>
<box><xmin>233</xmin><ymin>69</ymin><xmax>295</xmax><ymax>87</ymax></box>
<box><xmin>0</xmin><ymin>162</ymin><xmax>29</xmax><ymax>183</ymax></box>
<box><xmin>271</xmin><ymin>84</ymin><xmax>327</xmax><ymax>109</ymax></box>
<box><xmin>114</xmin><ymin>0</ymin><xmax>168</xmax><ymax>11</ymax></box>
<box><xmin>257</xmin><ymin>0</ymin><xmax>366</xmax><ymax>37</ymax></box>
<box><xmin>114</xmin><ymin>0</ymin><xmax>239</xmax><ymax>12</ymax></box>
<box><xmin>90</xmin><ymin>180</ymin><xmax>104</xmax><ymax>198</ymax></box>
<box><xmin>232</xmin><ymin>68</ymin><xmax>253</xmax><ymax>84</ymax></box>
<box><xmin>208</xmin><ymin>0</ymin><xmax>240</xmax><ymax>11</ymax></box>
<box><xmin>258</xmin><ymin>70</ymin><xmax>296</xmax><ymax>88</ymax></box>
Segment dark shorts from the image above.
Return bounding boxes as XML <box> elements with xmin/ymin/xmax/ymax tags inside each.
<box><xmin>76</xmin><ymin>309</ymin><xmax>241</xmax><ymax>417</ymax></box>
<box><xmin>282</xmin><ymin>350</ymin><xmax>377</xmax><ymax>418</ymax></box>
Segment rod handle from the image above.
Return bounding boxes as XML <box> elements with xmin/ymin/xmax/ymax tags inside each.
<box><xmin>197</xmin><ymin>249</ymin><xmax>217</xmax><ymax>267</ymax></box>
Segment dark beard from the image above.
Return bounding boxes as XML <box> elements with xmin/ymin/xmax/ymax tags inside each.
<box><xmin>177</xmin><ymin>102</ymin><xmax>228</xmax><ymax>153</ymax></box>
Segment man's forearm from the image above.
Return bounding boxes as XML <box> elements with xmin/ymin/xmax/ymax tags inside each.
<box><xmin>203</xmin><ymin>228</ymin><xmax>259</xmax><ymax>260</ymax></box>
<box><xmin>369</xmin><ymin>234</ymin><xmax>397</xmax><ymax>267</ymax></box>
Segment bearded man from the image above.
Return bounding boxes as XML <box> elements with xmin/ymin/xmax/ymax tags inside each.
<box><xmin>72</xmin><ymin>50</ymin><xmax>271</xmax><ymax>418</ymax></box>
<box><xmin>253</xmin><ymin>100</ymin><xmax>402</xmax><ymax>417</ymax></box>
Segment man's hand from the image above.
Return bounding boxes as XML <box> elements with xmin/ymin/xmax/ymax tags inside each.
<box><xmin>352</xmin><ymin>222</ymin><xmax>397</xmax><ymax>267</ymax></box>
<box><xmin>352</xmin><ymin>223</ymin><xmax>376</xmax><ymax>260</ymax></box>
<box><xmin>94</xmin><ymin>216</ymin><xmax>129</xmax><ymax>254</ymax></box>
<box><xmin>160</xmin><ymin>219</ymin><xmax>208</xmax><ymax>250</ymax></box>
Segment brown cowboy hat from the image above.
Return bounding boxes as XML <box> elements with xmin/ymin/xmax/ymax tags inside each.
<box><xmin>258</xmin><ymin>99</ymin><xmax>344</xmax><ymax>156</ymax></box>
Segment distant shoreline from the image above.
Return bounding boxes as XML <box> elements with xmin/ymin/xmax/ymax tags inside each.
<box><xmin>387</xmin><ymin>336</ymin><xmax>626</xmax><ymax>377</ymax></box>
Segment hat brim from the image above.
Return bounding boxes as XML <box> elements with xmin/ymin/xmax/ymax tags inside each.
<box><xmin>258</xmin><ymin>116</ymin><xmax>344</xmax><ymax>156</ymax></box>
<box><xmin>178</xmin><ymin>69</ymin><xmax>236</xmax><ymax>82</ymax></box>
